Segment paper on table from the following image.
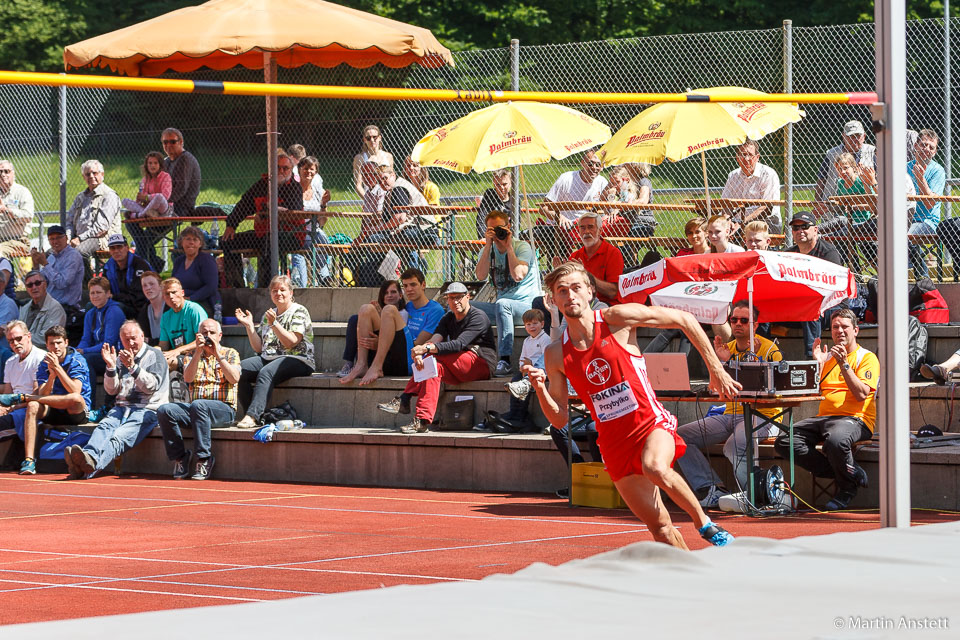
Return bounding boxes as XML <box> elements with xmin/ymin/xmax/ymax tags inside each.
<box><xmin>378</xmin><ymin>250</ymin><xmax>400</xmax><ymax>281</ymax></box>
<box><xmin>413</xmin><ymin>355</ymin><xmax>439</xmax><ymax>382</ymax></box>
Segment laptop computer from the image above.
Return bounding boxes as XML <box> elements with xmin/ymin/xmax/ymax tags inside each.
<box><xmin>643</xmin><ymin>352</ymin><xmax>708</xmax><ymax>395</ymax></box>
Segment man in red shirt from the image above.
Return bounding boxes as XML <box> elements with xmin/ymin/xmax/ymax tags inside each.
<box><xmin>525</xmin><ymin>261</ymin><xmax>741</xmax><ymax>548</ymax></box>
<box><xmin>533</xmin><ymin>211</ymin><xmax>624</xmax><ymax>333</ymax></box>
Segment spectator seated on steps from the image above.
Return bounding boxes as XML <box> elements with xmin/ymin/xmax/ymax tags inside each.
<box><xmin>377</xmin><ymin>282</ymin><xmax>496</xmax><ymax>434</ymax></box>
<box><xmin>339</xmin><ymin>268</ymin><xmax>443</xmax><ymax>386</ymax></box>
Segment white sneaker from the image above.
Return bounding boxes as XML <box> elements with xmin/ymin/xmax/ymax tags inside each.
<box><xmin>506</xmin><ymin>378</ymin><xmax>532</xmax><ymax>400</ymax></box>
<box><xmin>698</xmin><ymin>485</ymin><xmax>728</xmax><ymax>509</ymax></box>
<box><xmin>336</xmin><ymin>362</ymin><xmax>352</xmax><ymax>378</ymax></box>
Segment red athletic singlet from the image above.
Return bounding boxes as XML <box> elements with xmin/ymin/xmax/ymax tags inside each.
<box><xmin>562</xmin><ymin>309</ymin><xmax>685</xmax><ymax>481</ymax></box>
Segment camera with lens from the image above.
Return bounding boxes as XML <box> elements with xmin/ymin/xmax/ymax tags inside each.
<box><xmin>494</xmin><ymin>225</ymin><xmax>510</xmax><ymax>241</ymax></box>
<box><xmin>202</xmin><ymin>336</ymin><xmax>214</xmax><ymax>347</ymax></box>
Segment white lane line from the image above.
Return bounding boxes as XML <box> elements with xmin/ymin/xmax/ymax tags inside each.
<box><xmin>0</xmin><ymin>490</ymin><xmax>639</xmax><ymax>528</ymax></box>
<box><xmin>0</xmin><ymin>570</ymin><xmax>326</xmax><ymax>595</ymax></box>
<box><xmin>0</xmin><ymin>577</ymin><xmax>265</xmax><ymax>601</ymax></box>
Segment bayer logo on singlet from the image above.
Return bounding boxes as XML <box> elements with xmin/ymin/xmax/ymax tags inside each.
<box><xmin>585</xmin><ymin>358</ymin><xmax>612</xmax><ymax>386</ymax></box>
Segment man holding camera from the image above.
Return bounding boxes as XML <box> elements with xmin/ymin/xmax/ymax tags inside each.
<box><xmin>474</xmin><ymin>210</ymin><xmax>540</xmax><ymax>377</ymax></box>
<box><xmin>156</xmin><ymin>318</ymin><xmax>240</xmax><ymax>480</ymax></box>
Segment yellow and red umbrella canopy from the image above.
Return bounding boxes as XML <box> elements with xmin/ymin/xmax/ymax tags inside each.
<box><xmin>412</xmin><ymin>101</ymin><xmax>612</xmax><ymax>174</ymax></box>
<box><xmin>599</xmin><ymin>86</ymin><xmax>804</xmax><ymax>166</ymax></box>
<box><xmin>63</xmin><ymin>0</ymin><xmax>453</xmax><ymax>75</ymax></box>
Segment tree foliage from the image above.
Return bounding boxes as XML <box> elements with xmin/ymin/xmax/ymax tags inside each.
<box><xmin>0</xmin><ymin>0</ymin><xmax>954</xmax><ymax>72</ymax></box>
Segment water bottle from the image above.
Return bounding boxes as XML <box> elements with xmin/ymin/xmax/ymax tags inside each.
<box><xmin>276</xmin><ymin>419</ymin><xmax>304</xmax><ymax>431</ymax></box>
<box><xmin>213</xmin><ymin>303</ymin><xmax>223</xmax><ymax>324</ymax></box>
<box><xmin>243</xmin><ymin>257</ymin><xmax>257</xmax><ymax>288</ymax></box>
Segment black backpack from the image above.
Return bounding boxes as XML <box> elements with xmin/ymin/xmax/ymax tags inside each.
<box><xmin>261</xmin><ymin>401</ymin><xmax>298</xmax><ymax>424</ymax></box>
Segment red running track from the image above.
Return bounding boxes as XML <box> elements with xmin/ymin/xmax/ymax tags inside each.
<box><xmin>0</xmin><ymin>474</ymin><xmax>955</xmax><ymax>626</ymax></box>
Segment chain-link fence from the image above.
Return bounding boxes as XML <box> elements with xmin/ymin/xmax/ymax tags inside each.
<box><xmin>1</xmin><ymin>18</ymin><xmax>957</xmax><ymax>289</ymax></box>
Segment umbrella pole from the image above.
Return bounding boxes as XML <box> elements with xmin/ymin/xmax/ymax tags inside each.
<box><xmin>701</xmin><ymin>151</ymin><xmax>712</xmax><ymax>219</ymax></box>
<box><xmin>748</xmin><ymin>277</ymin><xmax>755</xmax><ymax>354</ymax></box>
<box><xmin>265</xmin><ymin>52</ymin><xmax>280</xmax><ymax>282</ymax></box>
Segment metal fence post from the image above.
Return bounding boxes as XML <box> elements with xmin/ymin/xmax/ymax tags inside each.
<box><xmin>875</xmin><ymin>0</ymin><xmax>911</xmax><ymax>528</ymax></box>
<box><xmin>945</xmin><ymin>6</ymin><xmax>952</xmax><ymax>193</ymax></box>
<box><xmin>783</xmin><ymin>20</ymin><xmax>794</xmax><ymax>220</ymax></box>
<box><xmin>59</xmin><ymin>78</ymin><xmax>67</xmax><ymax>229</ymax></box>
<box><xmin>510</xmin><ymin>39</ymin><xmax>521</xmax><ymax>231</ymax></box>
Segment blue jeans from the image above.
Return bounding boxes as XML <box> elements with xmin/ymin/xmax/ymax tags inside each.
<box><xmin>473</xmin><ymin>297</ymin><xmax>531</xmax><ymax>357</ymax></box>
<box><xmin>291</xmin><ymin>229</ymin><xmax>332</xmax><ymax>286</ymax></box>
<box><xmin>82</xmin><ymin>406</ymin><xmax>158</xmax><ymax>474</ymax></box>
<box><xmin>157</xmin><ymin>399</ymin><xmax>235</xmax><ymax>460</ymax></box>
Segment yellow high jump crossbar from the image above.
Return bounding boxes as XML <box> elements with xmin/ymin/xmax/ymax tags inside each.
<box><xmin>0</xmin><ymin>70</ymin><xmax>878</xmax><ymax>104</ymax></box>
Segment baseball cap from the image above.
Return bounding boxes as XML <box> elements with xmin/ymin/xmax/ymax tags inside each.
<box><xmin>444</xmin><ymin>282</ymin><xmax>468</xmax><ymax>296</ymax></box>
<box><xmin>789</xmin><ymin>211</ymin><xmax>817</xmax><ymax>227</ymax></box>
<box><xmin>46</xmin><ymin>225</ymin><xmax>66</xmax><ymax>236</ymax></box>
<box><xmin>107</xmin><ymin>234</ymin><xmax>128</xmax><ymax>247</ymax></box>
<box><xmin>843</xmin><ymin>120</ymin><xmax>865</xmax><ymax>137</ymax></box>
<box><xmin>916</xmin><ymin>425</ymin><xmax>944</xmax><ymax>438</ymax></box>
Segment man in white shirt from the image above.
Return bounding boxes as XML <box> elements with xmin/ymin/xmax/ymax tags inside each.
<box><xmin>0</xmin><ymin>321</ymin><xmax>46</xmax><ymax>473</ymax></box>
<box><xmin>536</xmin><ymin>150</ymin><xmax>608</xmax><ymax>260</ymax></box>
<box><xmin>0</xmin><ymin>159</ymin><xmax>35</xmax><ymax>258</ymax></box>
<box><xmin>721</xmin><ymin>140</ymin><xmax>783</xmax><ymax>234</ymax></box>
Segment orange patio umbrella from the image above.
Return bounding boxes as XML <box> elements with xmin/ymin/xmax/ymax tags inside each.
<box><xmin>63</xmin><ymin>0</ymin><xmax>452</xmax><ymax>278</ymax></box>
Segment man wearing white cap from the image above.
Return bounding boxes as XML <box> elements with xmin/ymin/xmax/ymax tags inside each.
<box><xmin>813</xmin><ymin>121</ymin><xmax>877</xmax><ymax>214</ymax></box>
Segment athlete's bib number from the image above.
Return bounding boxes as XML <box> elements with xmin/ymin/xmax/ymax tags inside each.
<box><xmin>589</xmin><ymin>381</ymin><xmax>639</xmax><ymax>422</ymax></box>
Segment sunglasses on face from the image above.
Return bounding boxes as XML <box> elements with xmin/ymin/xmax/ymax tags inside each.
<box><xmin>161</xmin><ymin>139</ymin><xmax>180</xmax><ymax>145</ymax></box>
<box><xmin>364</xmin><ymin>135</ymin><xmax>380</xmax><ymax>141</ymax></box>
<box><xmin>791</xmin><ymin>223</ymin><xmax>812</xmax><ymax>231</ymax></box>
<box><xmin>25</xmin><ymin>280</ymin><xmax>43</xmax><ymax>288</ymax></box>
<box><xmin>0</xmin><ymin>169</ymin><xmax>12</xmax><ymax>174</ymax></box>
<box><xmin>729</xmin><ymin>317</ymin><xmax>751</xmax><ymax>325</ymax></box>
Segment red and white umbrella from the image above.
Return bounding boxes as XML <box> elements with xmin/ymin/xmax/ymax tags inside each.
<box><xmin>618</xmin><ymin>251</ymin><xmax>857</xmax><ymax>329</ymax></box>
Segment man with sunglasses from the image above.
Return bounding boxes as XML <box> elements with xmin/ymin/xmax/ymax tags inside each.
<box><xmin>0</xmin><ymin>321</ymin><xmax>45</xmax><ymax>474</ymax></box>
<box><xmin>160</xmin><ymin>128</ymin><xmax>201</xmax><ymax>217</ymax></box>
<box><xmin>676</xmin><ymin>300</ymin><xmax>783</xmax><ymax>508</ymax></box>
<box><xmin>382</xmin><ymin>282</ymin><xmax>496</xmax><ymax>434</ymax></box>
<box><xmin>18</xmin><ymin>271</ymin><xmax>66</xmax><ymax>350</ymax></box>
<box><xmin>129</xmin><ymin>128</ymin><xmax>202</xmax><ymax>272</ymax></box>
<box><xmin>537</xmin><ymin>150</ymin><xmax>608</xmax><ymax>260</ymax></box>
<box><xmin>0</xmin><ymin>159</ymin><xmax>34</xmax><ymax>258</ymax></box>
<box><xmin>784</xmin><ymin>212</ymin><xmax>843</xmax><ymax>357</ymax></box>
<box><xmin>221</xmin><ymin>152</ymin><xmax>303</xmax><ymax>288</ymax></box>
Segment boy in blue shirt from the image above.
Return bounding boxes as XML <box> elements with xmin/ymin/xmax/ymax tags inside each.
<box><xmin>341</xmin><ymin>267</ymin><xmax>444</xmax><ymax>386</ymax></box>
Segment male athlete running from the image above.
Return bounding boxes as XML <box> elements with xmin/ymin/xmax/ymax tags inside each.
<box><xmin>524</xmin><ymin>261</ymin><xmax>742</xmax><ymax>548</ymax></box>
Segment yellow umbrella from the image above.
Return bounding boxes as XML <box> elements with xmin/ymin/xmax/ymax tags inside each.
<box><xmin>412</xmin><ymin>101</ymin><xmax>611</xmax><ymax>260</ymax></box>
<box><xmin>412</xmin><ymin>101</ymin><xmax>611</xmax><ymax>174</ymax></box>
<box><xmin>599</xmin><ymin>86</ymin><xmax>804</xmax><ymax>215</ymax></box>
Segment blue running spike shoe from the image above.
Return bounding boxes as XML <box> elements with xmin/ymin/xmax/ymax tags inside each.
<box><xmin>699</xmin><ymin>521</ymin><xmax>735</xmax><ymax>546</ymax></box>
<box><xmin>19</xmin><ymin>458</ymin><xmax>36</xmax><ymax>475</ymax></box>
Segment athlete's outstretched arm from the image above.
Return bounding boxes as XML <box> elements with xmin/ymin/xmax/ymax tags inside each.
<box><xmin>522</xmin><ymin>342</ymin><xmax>569</xmax><ymax>429</ymax></box>
<box><xmin>604</xmin><ymin>304</ymin><xmax>742</xmax><ymax>400</ymax></box>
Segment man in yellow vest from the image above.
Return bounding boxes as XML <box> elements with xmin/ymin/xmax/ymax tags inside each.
<box><xmin>676</xmin><ymin>300</ymin><xmax>783</xmax><ymax>508</ymax></box>
<box><xmin>775</xmin><ymin>309</ymin><xmax>878</xmax><ymax>510</ymax></box>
